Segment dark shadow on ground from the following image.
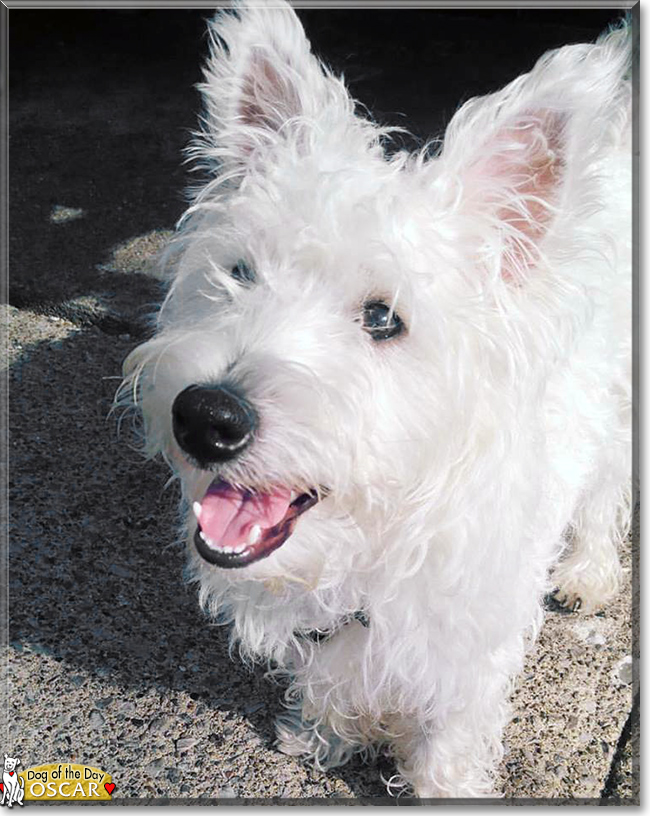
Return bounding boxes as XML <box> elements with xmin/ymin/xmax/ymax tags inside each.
<box><xmin>10</xmin><ymin>8</ymin><xmax>620</xmax><ymax>312</ymax></box>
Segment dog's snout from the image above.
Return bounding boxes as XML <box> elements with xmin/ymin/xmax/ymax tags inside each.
<box><xmin>172</xmin><ymin>384</ymin><xmax>257</xmax><ymax>466</ymax></box>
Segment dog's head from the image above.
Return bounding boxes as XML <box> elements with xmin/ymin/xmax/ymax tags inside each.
<box><xmin>3</xmin><ymin>756</ymin><xmax>20</xmax><ymax>773</ymax></box>
<box><xmin>121</xmin><ymin>1</ymin><xmax>629</xmax><ymax>588</ymax></box>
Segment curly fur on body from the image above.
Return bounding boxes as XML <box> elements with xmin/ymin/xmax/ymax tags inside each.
<box><xmin>120</xmin><ymin>1</ymin><xmax>632</xmax><ymax>798</ymax></box>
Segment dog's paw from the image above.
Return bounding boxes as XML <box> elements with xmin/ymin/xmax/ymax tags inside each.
<box><xmin>552</xmin><ymin>561</ymin><xmax>620</xmax><ymax>614</ymax></box>
<box><xmin>275</xmin><ymin>711</ymin><xmax>319</xmax><ymax>758</ymax></box>
<box><xmin>275</xmin><ymin>709</ymin><xmax>357</xmax><ymax>770</ymax></box>
<box><xmin>551</xmin><ymin>586</ymin><xmax>585</xmax><ymax>613</ymax></box>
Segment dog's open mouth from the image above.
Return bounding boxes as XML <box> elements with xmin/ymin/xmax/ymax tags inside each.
<box><xmin>192</xmin><ymin>479</ymin><xmax>320</xmax><ymax>568</ymax></box>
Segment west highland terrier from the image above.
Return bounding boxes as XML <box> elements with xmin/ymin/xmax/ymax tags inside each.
<box><xmin>122</xmin><ymin>1</ymin><xmax>632</xmax><ymax>798</ymax></box>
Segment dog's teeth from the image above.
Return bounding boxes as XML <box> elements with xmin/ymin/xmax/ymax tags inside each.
<box><xmin>192</xmin><ymin>501</ymin><xmax>202</xmax><ymax>520</ymax></box>
<box><xmin>249</xmin><ymin>525</ymin><xmax>262</xmax><ymax>545</ymax></box>
<box><xmin>234</xmin><ymin>542</ymin><xmax>247</xmax><ymax>554</ymax></box>
<box><xmin>199</xmin><ymin>531</ymin><xmax>220</xmax><ymax>551</ymax></box>
<box><xmin>290</xmin><ymin>491</ymin><xmax>297</xmax><ymax>503</ymax></box>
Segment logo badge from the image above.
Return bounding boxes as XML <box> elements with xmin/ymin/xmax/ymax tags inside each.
<box><xmin>4</xmin><ymin>762</ymin><xmax>114</xmax><ymax>803</ymax></box>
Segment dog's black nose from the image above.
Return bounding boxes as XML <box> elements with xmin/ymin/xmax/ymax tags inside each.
<box><xmin>172</xmin><ymin>384</ymin><xmax>257</xmax><ymax>466</ymax></box>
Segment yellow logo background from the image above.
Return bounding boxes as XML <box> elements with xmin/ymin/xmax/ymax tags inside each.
<box><xmin>19</xmin><ymin>763</ymin><xmax>113</xmax><ymax>801</ymax></box>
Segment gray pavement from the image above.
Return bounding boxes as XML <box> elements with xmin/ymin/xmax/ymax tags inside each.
<box><xmin>5</xmin><ymin>7</ymin><xmax>638</xmax><ymax>803</ymax></box>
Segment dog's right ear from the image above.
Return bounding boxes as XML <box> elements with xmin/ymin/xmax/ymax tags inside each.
<box><xmin>192</xmin><ymin>0</ymin><xmax>351</xmax><ymax>178</ymax></box>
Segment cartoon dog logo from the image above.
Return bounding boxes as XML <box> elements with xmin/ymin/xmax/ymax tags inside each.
<box><xmin>0</xmin><ymin>756</ymin><xmax>25</xmax><ymax>808</ymax></box>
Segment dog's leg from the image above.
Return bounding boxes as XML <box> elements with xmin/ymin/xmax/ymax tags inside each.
<box><xmin>276</xmin><ymin>619</ymin><xmax>377</xmax><ymax>770</ymax></box>
<box><xmin>388</xmin><ymin>669</ymin><xmax>511</xmax><ymax>799</ymax></box>
<box><xmin>554</xmin><ymin>455</ymin><xmax>631</xmax><ymax>613</ymax></box>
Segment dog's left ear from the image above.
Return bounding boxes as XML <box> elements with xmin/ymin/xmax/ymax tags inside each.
<box><xmin>450</xmin><ymin>107</ymin><xmax>567</xmax><ymax>282</ymax></box>
<box><xmin>433</xmin><ymin>26</ymin><xmax>630</xmax><ymax>282</ymax></box>
<box><xmin>194</xmin><ymin>0</ymin><xmax>350</xmax><ymax>176</ymax></box>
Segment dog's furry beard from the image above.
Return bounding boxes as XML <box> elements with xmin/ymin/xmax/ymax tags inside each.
<box><xmin>120</xmin><ymin>0</ymin><xmax>632</xmax><ymax>798</ymax></box>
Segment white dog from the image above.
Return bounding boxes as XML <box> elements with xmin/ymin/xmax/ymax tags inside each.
<box><xmin>1</xmin><ymin>756</ymin><xmax>24</xmax><ymax>808</ymax></box>
<box><xmin>122</xmin><ymin>1</ymin><xmax>632</xmax><ymax>798</ymax></box>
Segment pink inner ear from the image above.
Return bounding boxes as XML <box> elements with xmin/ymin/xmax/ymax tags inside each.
<box><xmin>238</xmin><ymin>47</ymin><xmax>300</xmax><ymax>134</ymax></box>
<box><xmin>476</xmin><ymin>110</ymin><xmax>566</xmax><ymax>280</ymax></box>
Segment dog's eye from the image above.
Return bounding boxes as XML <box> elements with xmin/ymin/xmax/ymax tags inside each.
<box><xmin>231</xmin><ymin>260</ymin><xmax>255</xmax><ymax>284</ymax></box>
<box><xmin>362</xmin><ymin>300</ymin><xmax>405</xmax><ymax>341</ymax></box>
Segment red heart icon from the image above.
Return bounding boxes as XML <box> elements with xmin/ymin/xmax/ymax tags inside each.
<box><xmin>8</xmin><ymin>772</ymin><xmax>14</xmax><ymax>777</ymax></box>
<box><xmin>104</xmin><ymin>783</ymin><xmax>115</xmax><ymax>795</ymax></box>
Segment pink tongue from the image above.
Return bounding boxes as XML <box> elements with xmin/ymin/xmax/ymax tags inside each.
<box><xmin>197</xmin><ymin>481</ymin><xmax>292</xmax><ymax>550</ymax></box>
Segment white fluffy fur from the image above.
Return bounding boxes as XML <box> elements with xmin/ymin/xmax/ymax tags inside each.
<box><xmin>121</xmin><ymin>1</ymin><xmax>632</xmax><ymax>798</ymax></box>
